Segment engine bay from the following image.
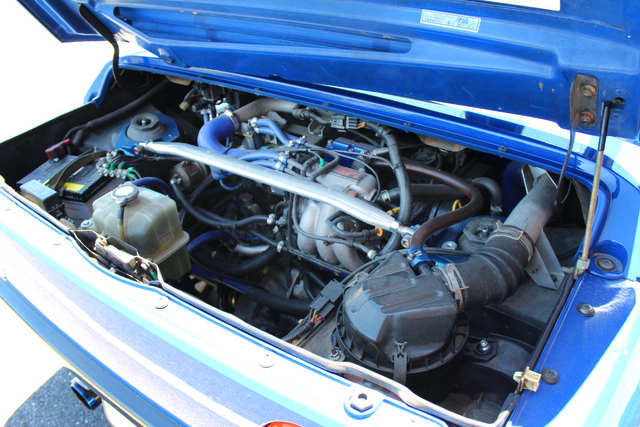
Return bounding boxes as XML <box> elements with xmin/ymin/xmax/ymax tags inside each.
<box><xmin>2</xmin><ymin>74</ymin><xmax>587</xmax><ymax>424</ymax></box>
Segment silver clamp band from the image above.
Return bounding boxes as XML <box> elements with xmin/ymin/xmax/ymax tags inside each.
<box><xmin>223</xmin><ymin>109</ymin><xmax>240</xmax><ymax>130</ymax></box>
<box><xmin>434</xmin><ymin>264</ymin><xmax>466</xmax><ymax>309</ymax></box>
<box><xmin>487</xmin><ymin>221</ymin><xmax>535</xmax><ymax>263</ymax></box>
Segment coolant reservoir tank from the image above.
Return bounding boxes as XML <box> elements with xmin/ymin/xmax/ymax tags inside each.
<box><xmin>91</xmin><ymin>183</ymin><xmax>190</xmax><ymax>280</ymax></box>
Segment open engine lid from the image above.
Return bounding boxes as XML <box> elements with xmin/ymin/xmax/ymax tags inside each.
<box><xmin>20</xmin><ymin>0</ymin><xmax>640</xmax><ymax>140</ymax></box>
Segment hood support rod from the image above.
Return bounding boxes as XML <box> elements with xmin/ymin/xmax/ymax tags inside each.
<box><xmin>574</xmin><ymin>99</ymin><xmax>623</xmax><ymax>277</ymax></box>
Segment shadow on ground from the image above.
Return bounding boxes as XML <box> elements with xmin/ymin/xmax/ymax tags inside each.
<box><xmin>4</xmin><ymin>367</ymin><xmax>109</xmax><ymax>427</ymax></box>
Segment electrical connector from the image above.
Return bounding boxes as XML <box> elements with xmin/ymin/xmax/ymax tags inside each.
<box><xmin>330</xmin><ymin>115</ymin><xmax>364</xmax><ymax>131</ymax></box>
<box><xmin>309</xmin><ymin>280</ymin><xmax>344</xmax><ymax>318</ymax></box>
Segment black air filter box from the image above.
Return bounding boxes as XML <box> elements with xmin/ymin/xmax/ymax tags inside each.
<box><xmin>336</xmin><ymin>252</ymin><xmax>467</xmax><ymax>377</ymax></box>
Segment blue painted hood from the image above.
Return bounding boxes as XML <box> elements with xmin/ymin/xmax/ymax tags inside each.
<box><xmin>20</xmin><ymin>0</ymin><xmax>640</xmax><ymax>140</ymax></box>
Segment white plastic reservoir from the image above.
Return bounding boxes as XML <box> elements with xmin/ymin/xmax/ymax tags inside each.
<box><xmin>92</xmin><ymin>183</ymin><xmax>190</xmax><ymax>280</ymax></box>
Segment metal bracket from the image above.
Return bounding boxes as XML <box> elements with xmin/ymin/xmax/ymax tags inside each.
<box><xmin>513</xmin><ymin>367</ymin><xmax>542</xmax><ymax>392</ymax></box>
<box><xmin>521</xmin><ymin>164</ymin><xmax>552</xmax><ymax>194</ymax></box>
<box><xmin>525</xmin><ymin>231</ymin><xmax>565</xmax><ymax>289</ymax></box>
<box><xmin>556</xmin><ymin>75</ymin><xmax>599</xmax><ymax>206</ymax></box>
<box><xmin>570</xmin><ymin>74</ymin><xmax>599</xmax><ymax>130</ymax></box>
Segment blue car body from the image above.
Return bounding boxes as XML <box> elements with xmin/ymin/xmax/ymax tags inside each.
<box><xmin>1</xmin><ymin>1</ymin><xmax>640</xmax><ymax>426</ymax></box>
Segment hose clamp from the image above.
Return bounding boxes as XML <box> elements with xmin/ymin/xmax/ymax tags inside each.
<box><xmin>223</xmin><ymin>109</ymin><xmax>241</xmax><ymax>131</ymax></box>
<box><xmin>487</xmin><ymin>221</ymin><xmax>535</xmax><ymax>262</ymax></box>
<box><xmin>379</xmin><ymin>189</ymin><xmax>391</xmax><ymax>204</ymax></box>
<box><xmin>434</xmin><ymin>264</ymin><xmax>466</xmax><ymax>309</ymax></box>
<box><xmin>407</xmin><ymin>246</ymin><xmax>432</xmax><ymax>269</ymax></box>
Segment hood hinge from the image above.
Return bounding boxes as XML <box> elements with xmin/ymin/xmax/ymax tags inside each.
<box><xmin>556</xmin><ymin>74</ymin><xmax>599</xmax><ymax>207</ymax></box>
<box><xmin>556</xmin><ymin>75</ymin><xmax>625</xmax><ymax>278</ymax></box>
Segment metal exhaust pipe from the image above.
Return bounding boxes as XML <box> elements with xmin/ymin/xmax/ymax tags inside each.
<box><xmin>70</xmin><ymin>377</ymin><xmax>102</xmax><ymax>410</ymax></box>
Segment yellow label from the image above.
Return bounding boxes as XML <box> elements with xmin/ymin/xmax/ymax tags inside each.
<box><xmin>63</xmin><ymin>182</ymin><xmax>85</xmax><ymax>192</ymax></box>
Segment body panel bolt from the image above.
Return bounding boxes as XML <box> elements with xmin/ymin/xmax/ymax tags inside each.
<box><xmin>541</xmin><ymin>368</ymin><xmax>559</xmax><ymax>385</ymax></box>
<box><xmin>579</xmin><ymin>111</ymin><xmax>595</xmax><ymax>125</ymax></box>
<box><xmin>350</xmin><ymin>392</ymin><xmax>373</xmax><ymax>412</ymax></box>
<box><xmin>577</xmin><ymin>302</ymin><xmax>595</xmax><ymax>317</ymax></box>
<box><xmin>154</xmin><ymin>297</ymin><xmax>169</xmax><ymax>309</ymax></box>
<box><xmin>581</xmin><ymin>85</ymin><xmax>596</xmax><ymax>97</ymax></box>
<box><xmin>476</xmin><ymin>339</ymin><xmax>491</xmax><ymax>354</ymax></box>
<box><xmin>259</xmin><ymin>352</ymin><xmax>276</xmax><ymax>368</ymax></box>
<box><xmin>595</xmin><ymin>257</ymin><xmax>616</xmax><ymax>272</ymax></box>
<box><xmin>442</xmin><ymin>241</ymin><xmax>457</xmax><ymax>250</ymax></box>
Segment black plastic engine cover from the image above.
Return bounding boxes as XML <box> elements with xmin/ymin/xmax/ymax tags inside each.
<box><xmin>336</xmin><ymin>252</ymin><xmax>466</xmax><ymax>376</ymax></box>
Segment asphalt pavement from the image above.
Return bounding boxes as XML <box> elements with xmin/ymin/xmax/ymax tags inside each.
<box><xmin>4</xmin><ymin>368</ymin><xmax>109</xmax><ymax>427</ymax></box>
<box><xmin>0</xmin><ymin>298</ymin><xmax>109</xmax><ymax>427</ymax></box>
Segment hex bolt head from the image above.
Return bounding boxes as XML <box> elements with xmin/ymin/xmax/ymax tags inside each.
<box><xmin>476</xmin><ymin>339</ymin><xmax>491</xmax><ymax>354</ymax></box>
<box><xmin>577</xmin><ymin>302</ymin><xmax>595</xmax><ymax>317</ymax></box>
<box><xmin>595</xmin><ymin>257</ymin><xmax>616</xmax><ymax>272</ymax></box>
<box><xmin>350</xmin><ymin>392</ymin><xmax>373</xmax><ymax>413</ymax></box>
<box><xmin>330</xmin><ymin>348</ymin><xmax>343</xmax><ymax>361</ymax></box>
<box><xmin>579</xmin><ymin>111</ymin><xmax>595</xmax><ymax>125</ymax></box>
<box><xmin>581</xmin><ymin>84</ymin><xmax>596</xmax><ymax>97</ymax></box>
<box><xmin>541</xmin><ymin>368</ymin><xmax>559</xmax><ymax>385</ymax></box>
<box><xmin>442</xmin><ymin>241</ymin><xmax>457</xmax><ymax>250</ymax></box>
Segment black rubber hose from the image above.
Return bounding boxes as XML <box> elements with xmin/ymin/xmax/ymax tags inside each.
<box><xmin>308</xmin><ymin>155</ymin><xmax>339</xmax><ymax>181</ymax></box>
<box><xmin>244</xmin><ymin>287</ymin><xmax>310</xmax><ymax>317</ymax></box>
<box><xmin>307</xmin><ymin>270</ymin><xmax>327</xmax><ymax>291</ymax></box>
<box><xmin>326</xmin><ymin>217</ymin><xmax>378</xmax><ymax>240</ymax></box>
<box><xmin>68</xmin><ymin>79</ymin><xmax>170</xmax><ymax>146</ymax></box>
<box><xmin>472</xmin><ymin>177</ymin><xmax>503</xmax><ymax>215</ymax></box>
<box><xmin>381</xmin><ymin>184</ymin><xmax>464</xmax><ymax>203</ymax></box>
<box><xmin>171</xmin><ymin>181</ymin><xmax>268</xmax><ymax>229</ymax></box>
<box><xmin>234</xmin><ymin>98</ymin><xmax>298</xmax><ymax>122</ymax></box>
<box><xmin>372</xmin><ymin>159</ymin><xmax>483</xmax><ymax>248</ymax></box>
<box><xmin>191</xmin><ymin>247</ymin><xmax>278</xmax><ymax>277</ymax></box>
<box><xmin>192</xmin><ymin>257</ymin><xmax>309</xmax><ymax>317</ymax></box>
<box><xmin>367</xmin><ymin>124</ymin><xmax>411</xmax><ymax>254</ymax></box>
<box><xmin>452</xmin><ymin>236</ymin><xmax>530</xmax><ymax>309</ymax></box>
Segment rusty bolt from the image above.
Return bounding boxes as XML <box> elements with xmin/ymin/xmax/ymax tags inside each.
<box><xmin>579</xmin><ymin>111</ymin><xmax>595</xmax><ymax>125</ymax></box>
<box><xmin>581</xmin><ymin>85</ymin><xmax>596</xmax><ymax>97</ymax></box>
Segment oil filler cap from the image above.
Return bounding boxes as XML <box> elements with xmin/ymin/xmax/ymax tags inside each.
<box><xmin>111</xmin><ymin>182</ymin><xmax>139</xmax><ymax>206</ymax></box>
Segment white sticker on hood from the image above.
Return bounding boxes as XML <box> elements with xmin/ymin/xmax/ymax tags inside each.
<box><xmin>420</xmin><ymin>10</ymin><xmax>481</xmax><ymax>33</ymax></box>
